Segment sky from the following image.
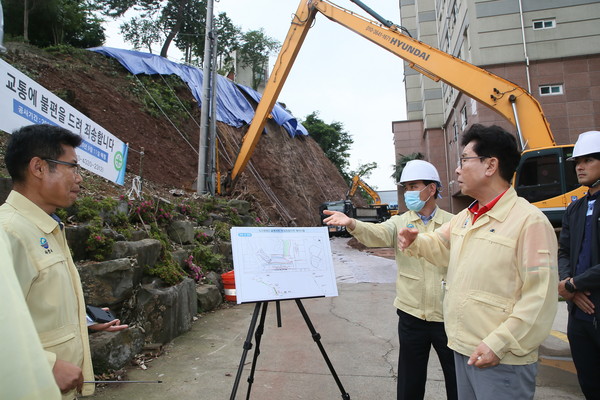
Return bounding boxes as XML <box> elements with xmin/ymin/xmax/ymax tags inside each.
<box><xmin>102</xmin><ymin>0</ymin><xmax>407</xmax><ymax>191</ymax></box>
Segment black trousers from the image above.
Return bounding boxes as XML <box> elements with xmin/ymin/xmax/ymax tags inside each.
<box><xmin>396</xmin><ymin>309</ymin><xmax>457</xmax><ymax>400</ymax></box>
<box><xmin>567</xmin><ymin>314</ymin><xmax>600</xmax><ymax>400</ymax></box>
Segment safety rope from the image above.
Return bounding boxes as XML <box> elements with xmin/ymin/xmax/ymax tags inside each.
<box><xmin>158</xmin><ymin>74</ymin><xmax>202</xmax><ymax>129</ymax></box>
<box><xmin>133</xmin><ymin>74</ymin><xmax>198</xmax><ymax>155</ymax></box>
<box><xmin>141</xmin><ymin>73</ymin><xmax>297</xmax><ymax>225</ymax></box>
<box><xmin>216</xmin><ymin>128</ymin><xmax>296</xmax><ymax>224</ymax></box>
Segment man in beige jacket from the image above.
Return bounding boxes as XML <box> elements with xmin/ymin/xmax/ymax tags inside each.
<box><xmin>0</xmin><ymin>228</ymin><xmax>61</xmax><ymax>400</ymax></box>
<box><xmin>0</xmin><ymin>124</ymin><xmax>127</xmax><ymax>399</ymax></box>
<box><xmin>398</xmin><ymin>124</ymin><xmax>557</xmax><ymax>400</ymax></box>
<box><xmin>324</xmin><ymin>160</ymin><xmax>456</xmax><ymax>400</ymax></box>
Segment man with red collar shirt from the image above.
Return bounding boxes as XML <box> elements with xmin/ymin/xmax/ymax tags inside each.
<box><xmin>558</xmin><ymin>130</ymin><xmax>600</xmax><ymax>399</ymax></box>
<box><xmin>398</xmin><ymin>124</ymin><xmax>557</xmax><ymax>400</ymax></box>
<box><xmin>323</xmin><ymin>160</ymin><xmax>457</xmax><ymax>400</ymax></box>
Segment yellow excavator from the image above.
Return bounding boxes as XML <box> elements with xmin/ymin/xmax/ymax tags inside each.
<box><xmin>346</xmin><ymin>175</ymin><xmax>383</xmax><ymax>205</ymax></box>
<box><xmin>224</xmin><ymin>0</ymin><xmax>584</xmax><ymax>226</ymax></box>
<box><xmin>319</xmin><ymin>175</ymin><xmax>391</xmax><ymax>236</ymax></box>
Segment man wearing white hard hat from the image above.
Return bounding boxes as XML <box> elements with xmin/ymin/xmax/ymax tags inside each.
<box><xmin>323</xmin><ymin>160</ymin><xmax>457</xmax><ymax>400</ymax></box>
<box><xmin>557</xmin><ymin>130</ymin><xmax>600</xmax><ymax>399</ymax></box>
<box><xmin>397</xmin><ymin>125</ymin><xmax>557</xmax><ymax>400</ymax></box>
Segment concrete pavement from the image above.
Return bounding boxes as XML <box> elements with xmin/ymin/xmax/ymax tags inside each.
<box><xmin>89</xmin><ymin>237</ymin><xmax>583</xmax><ymax>399</ymax></box>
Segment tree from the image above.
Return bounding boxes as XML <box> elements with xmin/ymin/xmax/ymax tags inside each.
<box><xmin>213</xmin><ymin>13</ymin><xmax>241</xmax><ymax>75</ymax></box>
<box><xmin>392</xmin><ymin>152</ymin><xmax>424</xmax><ymax>183</ymax></box>
<box><xmin>97</xmin><ymin>0</ymin><xmax>189</xmax><ymax>57</ymax></box>
<box><xmin>96</xmin><ymin>0</ymin><xmax>161</xmax><ymax>18</ymax></box>
<box><xmin>99</xmin><ymin>0</ymin><xmax>240</xmax><ymax>65</ymax></box>
<box><xmin>238</xmin><ymin>29</ymin><xmax>280</xmax><ymax>90</ymax></box>
<box><xmin>171</xmin><ymin>0</ymin><xmax>206</xmax><ymax>64</ymax></box>
<box><xmin>120</xmin><ymin>16</ymin><xmax>162</xmax><ymax>53</ymax></box>
<box><xmin>3</xmin><ymin>0</ymin><xmax>105</xmax><ymax>47</ymax></box>
<box><xmin>170</xmin><ymin>4</ymin><xmax>240</xmax><ymax>66</ymax></box>
<box><xmin>348</xmin><ymin>162</ymin><xmax>378</xmax><ymax>180</ymax></box>
<box><xmin>302</xmin><ymin>111</ymin><xmax>353</xmax><ymax>180</ymax></box>
<box><xmin>158</xmin><ymin>0</ymin><xmax>191</xmax><ymax>57</ymax></box>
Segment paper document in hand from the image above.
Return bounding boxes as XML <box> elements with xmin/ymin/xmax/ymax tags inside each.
<box><xmin>231</xmin><ymin>227</ymin><xmax>338</xmax><ymax>303</ymax></box>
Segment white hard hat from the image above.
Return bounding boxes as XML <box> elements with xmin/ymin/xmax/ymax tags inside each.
<box><xmin>399</xmin><ymin>160</ymin><xmax>441</xmax><ymax>185</ymax></box>
<box><xmin>568</xmin><ymin>131</ymin><xmax>600</xmax><ymax>160</ymax></box>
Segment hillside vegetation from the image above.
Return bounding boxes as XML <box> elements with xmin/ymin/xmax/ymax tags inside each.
<box><xmin>0</xmin><ymin>42</ymin><xmax>351</xmax><ymax>227</ymax></box>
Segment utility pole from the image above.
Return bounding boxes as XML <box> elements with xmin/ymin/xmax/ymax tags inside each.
<box><xmin>208</xmin><ymin>35</ymin><xmax>218</xmax><ymax>196</ymax></box>
<box><xmin>197</xmin><ymin>0</ymin><xmax>215</xmax><ymax>194</ymax></box>
<box><xmin>0</xmin><ymin>2</ymin><xmax>6</xmax><ymax>53</ymax></box>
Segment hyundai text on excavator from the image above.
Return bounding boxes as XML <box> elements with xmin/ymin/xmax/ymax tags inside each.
<box><xmin>224</xmin><ymin>0</ymin><xmax>584</xmax><ymax>226</ymax></box>
<box><xmin>319</xmin><ymin>175</ymin><xmax>391</xmax><ymax>236</ymax></box>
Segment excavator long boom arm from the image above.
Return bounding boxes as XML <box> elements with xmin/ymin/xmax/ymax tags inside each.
<box><xmin>229</xmin><ymin>0</ymin><xmax>555</xmax><ymax>183</ymax></box>
<box><xmin>347</xmin><ymin>175</ymin><xmax>382</xmax><ymax>204</ymax></box>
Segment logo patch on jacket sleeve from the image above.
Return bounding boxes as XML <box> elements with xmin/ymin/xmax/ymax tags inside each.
<box><xmin>40</xmin><ymin>237</ymin><xmax>53</xmax><ymax>254</ymax></box>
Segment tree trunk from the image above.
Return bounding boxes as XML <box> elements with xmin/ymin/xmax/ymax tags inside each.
<box><xmin>160</xmin><ymin>0</ymin><xmax>188</xmax><ymax>58</ymax></box>
<box><xmin>23</xmin><ymin>0</ymin><xmax>29</xmax><ymax>42</ymax></box>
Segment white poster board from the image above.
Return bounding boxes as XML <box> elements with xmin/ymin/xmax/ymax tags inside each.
<box><xmin>0</xmin><ymin>58</ymin><xmax>128</xmax><ymax>185</ymax></box>
<box><xmin>231</xmin><ymin>227</ymin><xmax>338</xmax><ymax>304</ymax></box>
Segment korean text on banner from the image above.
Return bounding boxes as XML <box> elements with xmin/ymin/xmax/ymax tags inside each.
<box><xmin>0</xmin><ymin>58</ymin><xmax>128</xmax><ymax>185</ymax></box>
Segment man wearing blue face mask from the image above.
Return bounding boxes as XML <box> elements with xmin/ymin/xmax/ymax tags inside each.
<box><xmin>323</xmin><ymin>160</ymin><xmax>456</xmax><ymax>400</ymax></box>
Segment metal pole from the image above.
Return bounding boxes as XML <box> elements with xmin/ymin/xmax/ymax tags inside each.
<box><xmin>209</xmin><ymin>34</ymin><xmax>218</xmax><ymax>196</ymax></box>
<box><xmin>197</xmin><ymin>0</ymin><xmax>215</xmax><ymax>194</ymax></box>
<box><xmin>0</xmin><ymin>2</ymin><xmax>6</xmax><ymax>53</ymax></box>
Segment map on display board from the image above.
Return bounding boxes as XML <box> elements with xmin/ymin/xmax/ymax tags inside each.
<box><xmin>231</xmin><ymin>227</ymin><xmax>338</xmax><ymax>304</ymax></box>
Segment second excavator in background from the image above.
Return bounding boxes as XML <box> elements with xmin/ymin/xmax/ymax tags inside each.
<box><xmin>319</xmin><ymin>175</ymin><xmax>391</xmax><ymax>236</ymax></box>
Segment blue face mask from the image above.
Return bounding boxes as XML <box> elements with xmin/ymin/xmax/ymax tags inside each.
<box><xmin>404</xmin><ymin>187</ymin><xmax>431</xmax><ymax>212</ymax></box>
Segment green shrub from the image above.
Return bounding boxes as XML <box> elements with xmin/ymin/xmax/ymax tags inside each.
<box><xmin>55</xmin><ymin>208</ymin><xmax>68</xmax><ymax>222</ymax></box>
<box><xmin>184</xmin><ymin>255</ymin><xmax>205</xmax><ymax>283</ymax></box>
<box><xmin>223</xmin><ymin>206</ymin><xmax>243</xmax><ymax>226</ymax></box>
<box><xmin>127</xmin><ymin>75</ymin><xmax>194</xmax><ymax>124</ymax></box>
<box><xmin>214</xmin><ymin>221</ymin><xmax>231</xmax><ymax>241</ymax></box>
<box><xmin>194</xmin><ymin>231</ymin><xmax>212</xmax><ymax>245</ymax></box>
<box><xmin>75</xmin><ymin>196</ymin><xmax>119</xmax><ymax>223</ymax></box>
<box><xmin>146</xmin><ymin>260</ymin><xmax>186</xmax><ymax>286</ymax></box>
<box><xmin>145</xmin><ymin>223</ymin><xmax>186</xmax><ymax>285</ymax></box>
<box><xmin>176</xmin><ymin>200</ymin><xmax>207</xmax><ymax>223</ymax></box>
<box><xmin>86</xmin><ymin>217</ymin><xmax>114</xmax><ymax>261</ymax></box>
<box><xmin>129</xmin><ymin>197</ymin><xmax>174</xmax><ymax>225</ymax></box>
<box><xmin>192</xmin><ymin>244</ymin><xmax>225</xmax><ymax>272</ymax></box>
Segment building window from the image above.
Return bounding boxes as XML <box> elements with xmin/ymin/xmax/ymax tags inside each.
<box><xmin>453</xmin><ymin>121</ymin><xmax>459</xmax><ymax>142</ymax></box>
<box><xmin>460</xmin><ymin>105</ymin><xmax>467</xmax><ymax>129</ymax></box>
<box><xmin>452</xmin><ymin>1</ymin><xmax>459</xmax><ymax>24</ymax></box>
<box><xmin>533</xmin><ymin>19</ymin><xmax>556</xmax><ymax>30</ymax></box>
<box><xmin>539</xmin><ymin>84</ymin><xmax>563</xmax><ymax>96</ymax></box>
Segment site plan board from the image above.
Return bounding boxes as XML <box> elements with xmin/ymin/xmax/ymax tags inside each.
<box><xmin>231</xmin><ymin>227</ymin><xmax>338</xmax><ymax>303</ymax></box>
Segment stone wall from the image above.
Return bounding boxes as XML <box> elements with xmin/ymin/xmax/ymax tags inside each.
<box><xmin>70</xmin><ymin>199</ymin><xmax>253</xmax><ymax>373</ymax></box>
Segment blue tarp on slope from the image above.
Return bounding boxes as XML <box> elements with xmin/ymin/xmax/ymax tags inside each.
<box><xmin>88</xmin><ymin>47</ymin><xmax>308</xmax><ymax>137</ymax></box>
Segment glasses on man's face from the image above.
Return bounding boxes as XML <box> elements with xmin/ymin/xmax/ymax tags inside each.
<box><xmin>457</xmin><ymin>156</ymin><xmax>488</xmax><ymax>169</ymax></box>
<box><xmin>43</xmin><ymin>158</ymin><xmax>81</xmax><ymax>176</ymax></box>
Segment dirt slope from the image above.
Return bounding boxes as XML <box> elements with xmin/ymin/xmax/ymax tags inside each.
<box><xmin>0</xmin><ymin>43</ymin><xmax>350</xmax><ymax>227</ymax></box>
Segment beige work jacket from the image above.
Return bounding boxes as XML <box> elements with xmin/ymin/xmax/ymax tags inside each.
<box><xmin>0</xmin><ymin>228</ymin><xmax>62</xmax><ymax>399</ymax></box>
<box><xmin>406</xmin><ymin>187</ymin><xmax>558</xmax><ymax>365</ymax></box>
<box><xmin>350</xmin><ymin>206</ymin><xmax>453</xmax><ymax>321</ymax></box>
<box><xmin>0</xmin><ymin>191</ymin><xmax>94</xmax><ymax>398</ymax></box>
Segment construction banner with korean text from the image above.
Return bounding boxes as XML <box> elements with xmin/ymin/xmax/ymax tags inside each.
<box><xmin>0</xmin><ymin>58</ymin><xmax>128</xmax><ymax>185</ymax></box>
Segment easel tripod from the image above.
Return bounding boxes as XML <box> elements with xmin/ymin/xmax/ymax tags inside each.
<box><xmin>229</xmin><ymin>298</ymin><xmax>351</xmax><ymax>400</ymax></box>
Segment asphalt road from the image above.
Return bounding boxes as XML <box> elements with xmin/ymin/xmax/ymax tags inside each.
<box><xmin>89</xmin><ymin>237</ymin><xmax>583</xmax><ymax>400</ymax></box>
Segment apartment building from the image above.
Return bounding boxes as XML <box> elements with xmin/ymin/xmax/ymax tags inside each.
<box><xmin>393</xmin><ymin>0</ymin><xmax>600</xmax><ymax>212</ymax></box>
